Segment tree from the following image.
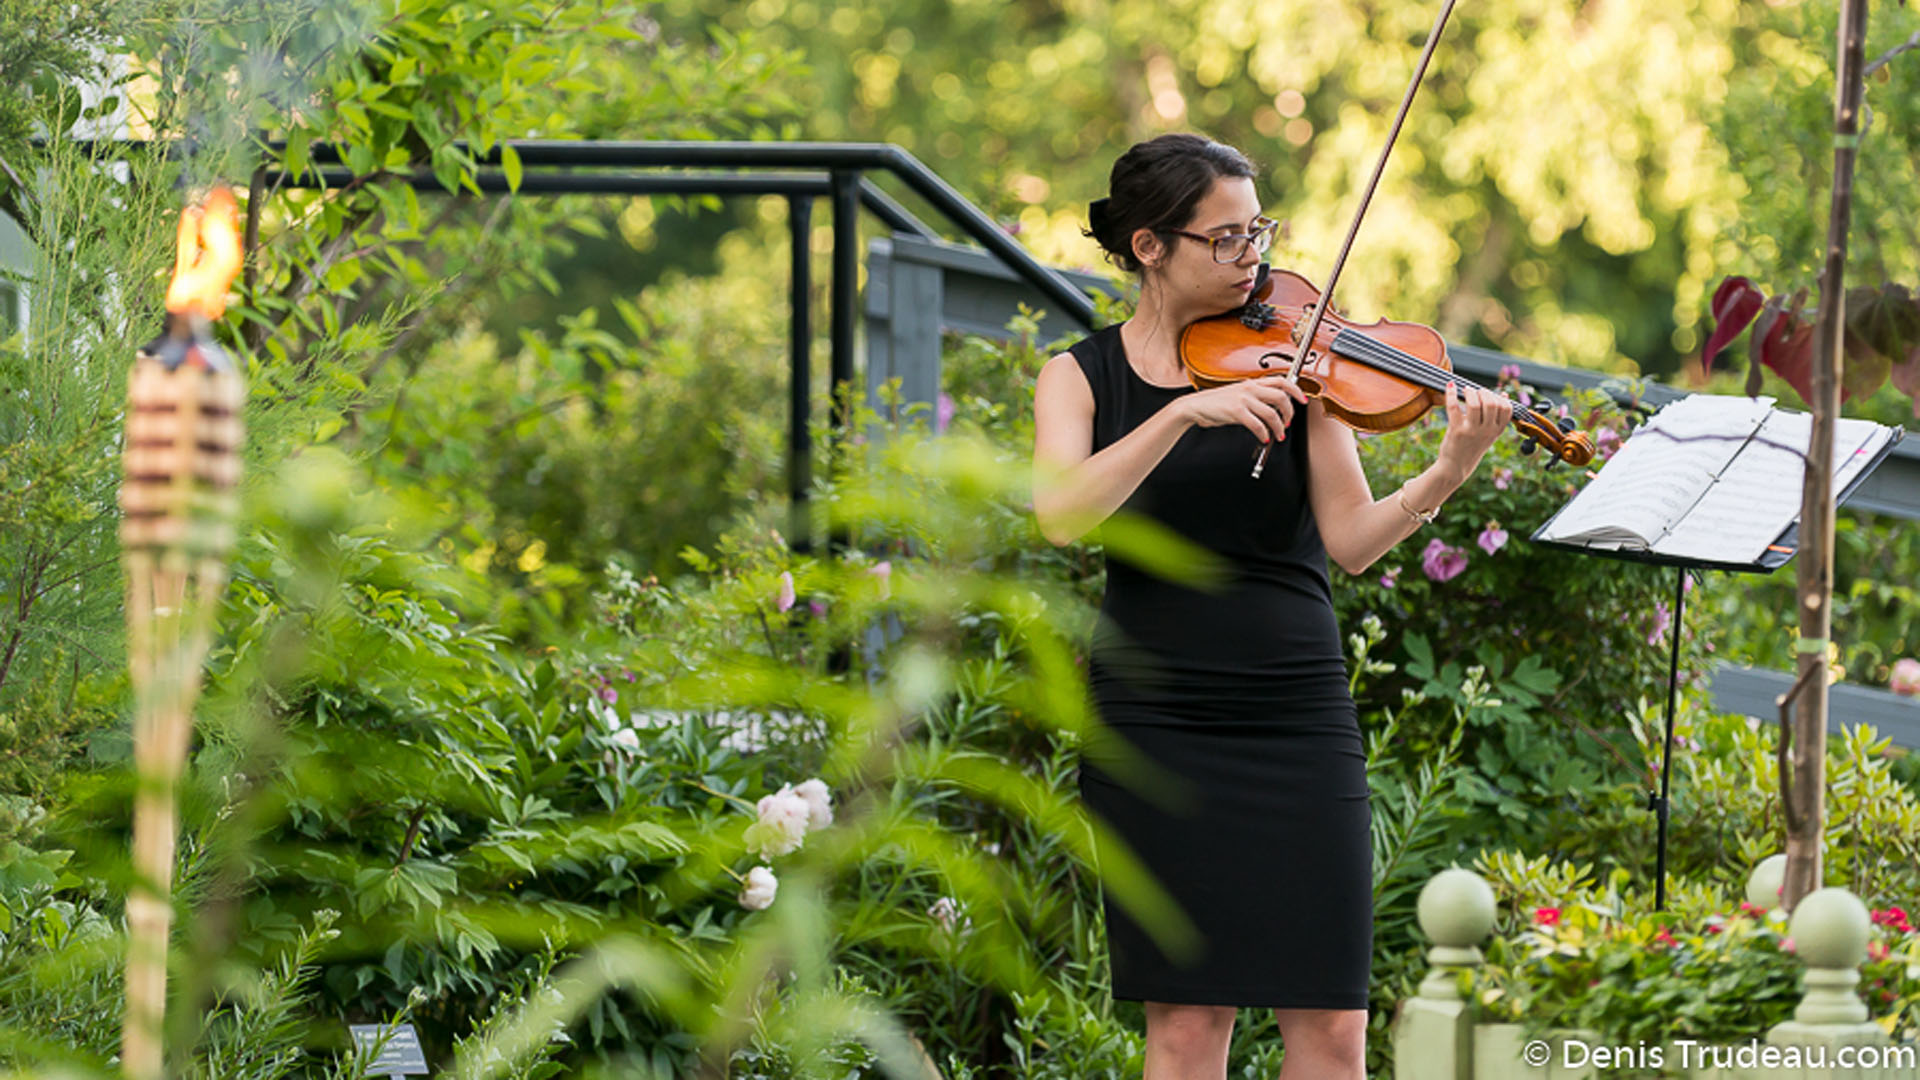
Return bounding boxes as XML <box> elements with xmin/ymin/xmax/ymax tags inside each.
<box><xmin>1694</xmin><ymin>0</ymin><xmax>1920</xmax><ymax>908</ymax></box>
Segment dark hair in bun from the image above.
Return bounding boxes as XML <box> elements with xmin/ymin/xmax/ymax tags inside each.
<box><xmin>1085</xmin><ymin>134</ymin><xmax>1257</xmax><ymax>274</ymax></box>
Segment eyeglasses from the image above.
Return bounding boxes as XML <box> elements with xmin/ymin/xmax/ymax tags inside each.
<box><xmin>1158</xmin><ymin>217</ymin><xmax>1279</xmax><ymax>263</ymax></box>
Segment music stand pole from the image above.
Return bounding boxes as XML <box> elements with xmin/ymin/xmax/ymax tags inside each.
<box><xmin>1651</xmin><ymin>564</ymin><xmax>1686</xmax><ymax>911</ymax></box>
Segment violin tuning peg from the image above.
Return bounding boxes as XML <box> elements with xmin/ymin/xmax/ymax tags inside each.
<box><xmin>1558</xmin><ymin>416</ymin><xmax>1576</xmax><ymax>433</ymax></box>
<box><xmin>1519</xmin><ymin>438</ymin><xmax>1537</xmax><ymax>456</ymax></box>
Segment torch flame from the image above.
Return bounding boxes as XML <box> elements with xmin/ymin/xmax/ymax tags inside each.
<box><xmin>164</xmin><ymin>186</ymin><xmax>242</xmax><ymax>321</ymax></box>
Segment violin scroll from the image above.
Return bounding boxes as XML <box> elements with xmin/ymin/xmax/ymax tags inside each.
<box><xmin>1511</xmin><ymin>406</ymin><xmax>1595</xmax><ymax>466</ymax></box>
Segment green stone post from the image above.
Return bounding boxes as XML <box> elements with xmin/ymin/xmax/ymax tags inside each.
<box><xmin>1394</xmin><ymin>868</ymin><xmax>1495</xmax><ymax>1080</ymax></box>
<box><xmin>1766</xmin><ymin>888</ymin><xmax>1907</xmax><ymax>1079</ymax></box>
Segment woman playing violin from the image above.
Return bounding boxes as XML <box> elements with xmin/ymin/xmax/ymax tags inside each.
<box><xmin>1031</xmin><ymin>132</ymin><xmax>1509</xmax><ymax>1080</ymax></box>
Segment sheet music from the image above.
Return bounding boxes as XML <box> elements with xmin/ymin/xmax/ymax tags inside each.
<box><xmin>1654</xmin><ymin>413</ymin><xmax>1890</xmax><ymax>564</ymax></box>
<box><xmin>1537</xmin><ymin>395</ymin><xmax>1773</xmax><ymax>549</ymax></box>
<box><xmin>1833</xmin><ymin>416</ymin><xmax>1895</xmax><ymax>494</ymax></box>
<box><xmin>1537</xmin><ymin>392</ymin><xmax>1902</xmax><ymax>567</ymax></box>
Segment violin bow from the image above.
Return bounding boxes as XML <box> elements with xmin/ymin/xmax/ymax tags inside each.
<box><xmin>1254</xmin><ymin>0</ymin><xmax>1466</xmax><ymax>478</ymax></box>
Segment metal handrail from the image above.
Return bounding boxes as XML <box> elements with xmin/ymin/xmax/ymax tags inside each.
<box><xmin>288</xmin><ymin>140</ymin><xmax>1097</xmax><ymax>329</ymax></box>
<box><xmin>264</xmin><ymin>168</ymin><xmax>938</xmax><ymax>241</ymax></box>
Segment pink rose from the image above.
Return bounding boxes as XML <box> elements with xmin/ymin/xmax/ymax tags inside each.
<box><xmin>1420</xmin><ymin>538</ymin><xmax>1468</xmax><ymax>583</ymax></box>
<box><xmin>1477</xmin><ymin>523</ymin><xmax>1508</xmax><ymax>556</ymax></box>
<box><xmin>1493</xmin><ymin>467</ymin><xmax>1513</xmax><ymax>491</ymax></box>
<box><xmin>1890</xmin><ymin>658</ymin><xmax>1920</xmax><ymax>697</ymax></box>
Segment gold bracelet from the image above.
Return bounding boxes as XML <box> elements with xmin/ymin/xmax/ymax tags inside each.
<box><xmin>1397</xmin><ymin>489</ymin><xmax>1439</xmax><ymax>526</ymax></box>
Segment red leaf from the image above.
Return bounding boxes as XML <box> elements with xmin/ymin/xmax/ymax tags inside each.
<box><xmin>1891</xmin><ymin>344</ymin><xmax>1920</xmax><ymax>419</ymax></box>
<box><xmin>1746</xmin><ymin>294</ymin><xmax>1784</xmax><ymax>398</ymax></box>
<box><xmin>1758</xmin><ymin>289</ymin><xmax>1818</xmax><ymax>406</ymax></box>
<box><xmin>1703</xmin><ymin>275</ymin><xmax>1765</xmax><ymax>377</ymax></box>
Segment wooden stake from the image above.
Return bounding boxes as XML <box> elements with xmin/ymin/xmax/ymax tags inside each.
<box><xmin>1784</xmin><ymin>0</ymin><xmax>1870</xmax><ymax>913</ymax></box>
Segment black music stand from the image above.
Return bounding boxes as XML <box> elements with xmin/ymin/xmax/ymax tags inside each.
<box><xmin>1532</xmin><ymin>421</ymin><xmax>1903</xmax><ymax>911</ymax></box>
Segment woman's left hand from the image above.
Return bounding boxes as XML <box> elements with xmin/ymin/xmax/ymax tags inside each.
<box><xmin>1435</xmin><ymin>382</ymin><xmax>1509</xmax><ymax>480</ymax></box>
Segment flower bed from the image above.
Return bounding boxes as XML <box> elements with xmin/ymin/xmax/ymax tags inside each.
<box><xmin>1393</xmin><ymin>866</ymin><xmax>1920</xmax><ymax>1079</ymax></box>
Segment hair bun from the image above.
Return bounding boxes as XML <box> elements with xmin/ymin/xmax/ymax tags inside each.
<box><xmin>1087</xmin><ymin>197</ymin><xmax>1111</xmax><ymax>240</ymax></box>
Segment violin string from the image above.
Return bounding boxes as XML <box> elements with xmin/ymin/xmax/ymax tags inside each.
<box><xmin>1331</xmin><ymin>331</ymin><xmax>1536</xmax><ymax>424</ymax></box>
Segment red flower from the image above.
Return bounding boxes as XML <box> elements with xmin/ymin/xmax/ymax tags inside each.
<box><xmin>1653</xmin><ymin>928</ymin><xmax>1677</xmax><ymax>948</ymax></box>
<box><xmin>1869</xmin><ymin>941</ymin><xmax>1890</xmax><ymax>962</ymax></box>
<box><xmin>1737</xmin><ymin>901</ymin><xmax>1768</xmax><ymax>917</ymax></box>
<box><xmin>1870</xmin><ymin>907</ymin><xmax>1913</xmax><ymax>933</ymax></box>
<box><xmin>1534</xmin><ymin>907</ymin><xmax>1562</xmax><ymax>927</ymax></box>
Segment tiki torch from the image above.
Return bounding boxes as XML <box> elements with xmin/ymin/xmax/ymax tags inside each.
<box><xmin>119</xmin><ymin>185</ymin><xmax>244</xmax><ymax>1080</ymax></box>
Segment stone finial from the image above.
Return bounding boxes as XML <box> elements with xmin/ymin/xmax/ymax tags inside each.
<box><xmin>1746</xmin><ymin>853</ymin><xmax>1787</xmax><ymax>911</ymax></box>
<box><xmin>1787</xmin><ymin>888</ymin><xmax>1872</xmax><ymax>1025</ymax></box>
<box><xmin>1418</xmin><ymin>868</ymin><xmax>1497</xmax><ymax>948</ymax></box>
<box><xmin>1415</xmin><ymin>869</ymin><xmax>1495</xmax><ymax>1002</ymax></box>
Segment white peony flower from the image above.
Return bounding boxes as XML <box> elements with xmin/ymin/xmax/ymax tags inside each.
<box><xmin>739</xmin><ymin>866</ymin><xmax>778</xmax><ymax>910</ymax></box>
<box><xmin>929</xmin><ymin>896</ymin><xmax>972</xmax><ymax>936</ymax></box>
<box><xmin>744</xmin><ymin>787</ymin><xmax>811</xmax><ymax>858</ymax></box>
<box><xmin>791</xmin><ymin>778</ymin><xmax>833</xmax><ymax>829</ymax></box>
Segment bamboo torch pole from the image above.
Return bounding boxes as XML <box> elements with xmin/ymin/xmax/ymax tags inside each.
<box><xmin>119</xmin><ymin>185</ymin><xmax>244</xmax><ymax>1080</ymax></box>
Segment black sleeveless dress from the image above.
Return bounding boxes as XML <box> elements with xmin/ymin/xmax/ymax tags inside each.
<box><xmin>1069</xmin><ymin>323</ymin><xmax>1372</xmax><ymax>1010</ymax></box>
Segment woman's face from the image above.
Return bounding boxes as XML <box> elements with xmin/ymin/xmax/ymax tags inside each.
<box><xmin>1136</xmin><ymin>175</ymin><xmax>1265</xmax><ymax>314</ymax></box>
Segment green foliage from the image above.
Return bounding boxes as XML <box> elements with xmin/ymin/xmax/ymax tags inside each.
<box><xmin>0</xmin><ymin>131</ymin><xmax>181</xmax><ymax>742</ymax></box>
<box><xmin>1702</xmin><ymin>510</ymin><xmax>1920</xmax><ymax>694</ymax></box>
<box><xmin>0</xmin><ymin>0</ymin><xmax>126</xmax><ymax>185</ymax></box>
<box><xmin>654</xmin><ymin>0</ymin><xmax>1805</xmax><ymax>378</ymax></box>
<box><xmin>993</xmin><ymin>990</ymin><xmax>1145</xmax><ymax>1079</ymax></box>
<box><xmin>1336</xmin><ymin>374</ymin><xmax>1715</xmax><ymax>865</ymax></box>
<box><xmin>1715</xmin><ymin>1</ymin><xmax>1920</xmax><ymax>296</ymax></box>
<box><xmin>365</xmin><ymin>270</ymin><xmax>790</xmax><ymax>623</ymax></box>
<box><xmin>1646</xmin><ymin>708</ymin><xmax>1920</xmax><ymax>906</ymax></box>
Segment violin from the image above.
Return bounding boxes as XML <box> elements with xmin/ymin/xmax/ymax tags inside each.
<box><xmin>1179</xmin><ymin>264</ymin><xmax>1596</xmax><ymax>468</ymax></box>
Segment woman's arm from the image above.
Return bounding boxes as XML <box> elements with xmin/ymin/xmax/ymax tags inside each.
<box><xmin>1304</xmin><ymin>383</ymin><xmax>1509</xmax><ymax>575</ymax></box>
<box><xmin>1031</xmin><ymin>352</ymin><xmax>1307</xmax><ymax>546</ymax></box>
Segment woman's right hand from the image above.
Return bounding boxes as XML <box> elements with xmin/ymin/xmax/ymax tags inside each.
<box><xmin>1177</xmin><ymin>374</ymin><xmax>1312</xmax><ymax>443</ymax></box>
